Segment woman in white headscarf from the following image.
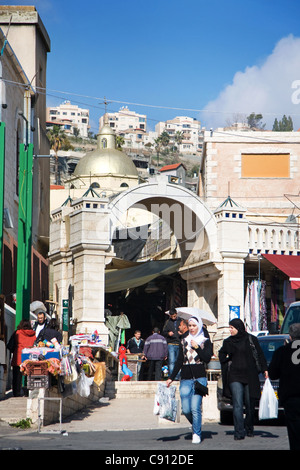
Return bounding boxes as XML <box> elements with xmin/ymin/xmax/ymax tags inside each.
<box><xmin>166</xmin><ymin>315</ymin><xmax>213</xmax><ymax>444</ymax></box>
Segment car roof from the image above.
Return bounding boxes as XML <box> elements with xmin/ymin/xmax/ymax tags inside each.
<box><xmin>287</xmin><ymin>301</ymin><xmax>300</xmax><ymax>307</ymax></box>
<box><xmin>257</xmin><ymin>334</ymin><xmax>289</xmax><ymax>341</ymax></box>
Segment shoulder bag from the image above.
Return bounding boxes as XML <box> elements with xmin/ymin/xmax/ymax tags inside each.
<box><xmin>248</xmin><ymin>334</ymin><xmax>262</xmax><ymax>373</ymax></box>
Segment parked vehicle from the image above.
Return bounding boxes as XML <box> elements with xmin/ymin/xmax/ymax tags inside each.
<box><xmin>217</xmin><ymin>334</ymin><xmax>290</xmax><ymax>424</ymax></box>
<box><xmin>280</xmin><ymin>301</ymin><xmax>300</xmax><ymax>334</ymax></box>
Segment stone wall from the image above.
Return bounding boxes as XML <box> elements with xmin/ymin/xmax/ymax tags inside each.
<box><xmin>27</xmin><ymin>379</ymin><xmax>105</xmax><ymax>427</ymax></box>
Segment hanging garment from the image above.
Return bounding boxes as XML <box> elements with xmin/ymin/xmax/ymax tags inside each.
<box><xmin>244</xmin><ymin>282</ymin><xmax>252</xmax><ymax>332</ymax></box>
<box><xmin>259</xmin><ymin>280</ymin><xmax>268</xmax><ymax>331</ymax></box>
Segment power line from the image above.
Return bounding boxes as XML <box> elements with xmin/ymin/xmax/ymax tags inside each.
<box><xmin>2</xmin><ymin>77</ymin><xmax>300</xmax><ymax>139</ymax></box>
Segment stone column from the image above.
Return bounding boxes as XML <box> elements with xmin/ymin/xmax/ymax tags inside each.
<box><xmin>213</xmin><ymin>199</ymin><xmax>249</xmax><ymax>350</ymax></box>
<box><xmin>69</xmin><ymin>197</ymin><xmax>113</xmax><ymax>343</ymax></box>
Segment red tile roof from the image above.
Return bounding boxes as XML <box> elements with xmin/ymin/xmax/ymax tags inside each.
<box><xmin>159</xmin><ymin>163</ymin><xmax>185</xmax><ymax>172</ymax></box>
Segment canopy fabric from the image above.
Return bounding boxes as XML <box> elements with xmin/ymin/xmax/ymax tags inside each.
<box><xmin>262</xmin><ymin>254</ymin><xmax>300</xmax><ymax>289</ymax></box>
<box><xmin>105</xmin><ymin>259</ymin><xmax>180</xmax><ymax>293</ymax></box>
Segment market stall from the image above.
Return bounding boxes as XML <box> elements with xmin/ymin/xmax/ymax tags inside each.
<box><xmin>19</xmin><ymin>331</ymin><xmax>118</xmax><ymax>398</ymax></box>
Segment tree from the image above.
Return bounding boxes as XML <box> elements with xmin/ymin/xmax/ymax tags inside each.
<box><xmin>247</xmin><ymin>113</ymin><xmax>265</xmax><ymax>130</ymax></box>
<box><xmin>174</xmin><ymin>131</ymin><xmax>183</xmax><ymax>149</ymax></box>
<box><xmin>73</xmin><ymin>128</ymin><xmax>80</xmax><ymax>140</ymax></box>
<box><xmin>116</xmin><ymin>135</ymin><xmax>125</xmax><ymax>150</ymax></box>
<box><xmin>159</xmin><ymin>130</ymin><xmax>170</xmax><ymax>148</ymax></box>
<box><xmin>272</xmin><ymin>115</ymin><xmax>293</xmax><ymax>131</ymax></box>
<box><xmin>47</xmin><ymin>125</ymin><xmax>73</xmax><ymax>184</ymax></box>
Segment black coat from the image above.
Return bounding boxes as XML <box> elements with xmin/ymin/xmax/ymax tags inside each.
<box><xmin>162</xmin><ymin>317</ymin><xmax>181</xmax><ymax>345</ymax></box>
<box><xmin>269</xmin><ymin>341</ymin><xmax>300</xmax><ymax>405</ymax></box>
<box><xmin>219</xmin><ymin>333</ymin><xmax>267</xmax><ymax>399</ymax></box>
<box><xmin>126</xmin><ymin>337</ymin><xmax>145</xmax><ymax>354</ymax></box>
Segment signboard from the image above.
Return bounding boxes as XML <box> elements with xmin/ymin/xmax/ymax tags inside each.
<box><xmin>62</xmin><ymin>299</ymin><xmax>69</xmax><ymax>332</ymax></box>
<box><xmin>229</xmin><ymin>305</ymin><xmax>240</xmax><ymax>321</ymax></box>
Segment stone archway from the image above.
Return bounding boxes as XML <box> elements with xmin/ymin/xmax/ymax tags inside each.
<box><xmin>108</xmin><ymin>181</ymin><xmax>218</xmax><ymax>265</ymax></box>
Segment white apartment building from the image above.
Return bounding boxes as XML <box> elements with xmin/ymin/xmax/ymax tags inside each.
<box><xmin>99</xmin><ymin>106</ymin><xmax>147</xmax><ymax>132</ymax></box>
<box><xmin>46</xmin><ymin>100</ymin><xmax>90</xmax><ymax>137</ymax></box>
<box><xmin>156</xmin><ymin>116</ymin><xmax>203</xmax><ymax>155</ymax></box>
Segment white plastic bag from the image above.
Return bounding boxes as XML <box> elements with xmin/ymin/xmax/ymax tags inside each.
<box><xmin>77</xmin><ymin>371</ymin><xmax>94</xmax><ymax>398</ymax></box>
<box><xmin>153</xmin><ymin>393</ymin><xmax>160</xmax><ymax>415</ymax></box>
<box><xmin>155</xmin><ymin>383</ymin><xmax>178</xmax><ymax>422</ymax></box>
<box><xmin>258</xmin><ymin>378</ymin><xmax>278</xmax><ymax>420</ymax></box>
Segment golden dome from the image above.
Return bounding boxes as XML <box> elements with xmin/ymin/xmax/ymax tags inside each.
<box><xmin>73</xmin><ymin>125</ymin><xmax>138</xmax><ymax>177</ymax></box>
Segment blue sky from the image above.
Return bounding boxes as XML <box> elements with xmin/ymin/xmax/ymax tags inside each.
<box><xmin>3</xmin><ymin>0</ymin><xmax>300</xmax><ymax>132</ymax></box>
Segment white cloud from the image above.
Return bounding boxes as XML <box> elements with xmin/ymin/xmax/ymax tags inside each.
<box><xmin>201</xmin><ymin>35</ymin><xmax>300</xmax><ymax>131</ymax></box>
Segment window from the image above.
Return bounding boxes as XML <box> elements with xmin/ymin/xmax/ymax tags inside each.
<box><xmin>241</xmin><ymin>154</ymin><xmax>290</xmax><ymax>178</ymax></box>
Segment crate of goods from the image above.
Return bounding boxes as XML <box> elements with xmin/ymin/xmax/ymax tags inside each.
<box><xmin>27</xmin><ymin>374</ymin><xmax>50</xmax><ymax>390</ymax></box>
<box><xmin>26</xmin><ymin>361</ymin><xmax>49</xmax><ymax>376</ymax></box>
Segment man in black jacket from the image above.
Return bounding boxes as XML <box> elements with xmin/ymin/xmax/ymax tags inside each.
<box><xmin>163</xmin><ymin>308</ymin><xmax>181</xmax><ymax>379</ymax></box>
<box><xmin>269</xmin><ymin>323</ymin><xmax>300</xmax><ymax>450</ymax></box>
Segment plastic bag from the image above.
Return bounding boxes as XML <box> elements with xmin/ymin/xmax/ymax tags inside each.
<box><xmin>77</xmin><ymin>371</ymin><xmax>94</xmax><ymax>398</ymax></box>
<box><xmin>258</xmin><ymin>378</ymin><xmax>278</xmax><ymax>420</ymax></box>
<box><xmin>155</xmin><ymin>383</ymin><xmax>178</xmax><ymax>422</ymax></box>
<box><xmin>153</xmin><ymin>393</ymin><xmax>160</xmax><ymax>415</ymax></box>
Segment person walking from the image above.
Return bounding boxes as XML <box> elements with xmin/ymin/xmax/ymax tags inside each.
<box><xmin>8</xmin><ymin>320</ymin><xmax>36</xmax><ymax>397</ymax></box>
<box><xmin>219</xmin><ymin>318</ymin><xmax>268</xmax><ymax>440</ymax></box>
<box><xmin>163</xmin><ymin>308</ymin><xmax>181</xmax><ymax>378</ymax></box>
<box><xmin>166</xmin><ymin>316</ymin><xmax>213</xmax><ymax>444</ymax></box>
<box><xmin>143</xmin><ymin>327</ymin><xmax>168</xmax><ymax>381</ymax></box>
<box><xmin>269</xmin><ymin>323</ymin><xmax>300</xmax><ymax>450</ymax></box>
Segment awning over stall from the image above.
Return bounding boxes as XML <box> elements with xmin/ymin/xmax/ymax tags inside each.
<box><xmin>262</xmin><ymin>254</ymin><xmax>300</xmax><ymax>289</ymax></box>
<box><xmin>105</xmin><ymin>258</ymin><xmax>181</xmax><ymax>293</ymax></box>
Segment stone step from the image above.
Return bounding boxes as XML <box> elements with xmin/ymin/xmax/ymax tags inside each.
<box><xmin>0</xmin><ymin>396</ymin><xmax>28</xmax><ymax>424</ymax></box>
<box><xmin>104</xmin><ymin>380</ymin><xmax>181</xmax><ymax>399</ymax></box>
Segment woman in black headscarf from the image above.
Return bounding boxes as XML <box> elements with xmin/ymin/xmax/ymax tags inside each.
<box><xmin>219</xmin><ymin>318</ymin><xmax>268</xmax><ymax>440</ymax></box>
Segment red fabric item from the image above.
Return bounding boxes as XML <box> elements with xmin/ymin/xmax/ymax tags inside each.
<box><xmin>11</xmin><ymin>329</ymin><xmax>36</xmax><ymax>366</ymax></box>
<box><xmin>262</xmin><ymin>254</ymin><xmax>300</xmax><ymax>289</ymax></box>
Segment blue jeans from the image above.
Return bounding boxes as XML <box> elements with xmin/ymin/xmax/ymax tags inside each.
<box><xmin>168</xmin><ymin>344</ymin><xmax>180</xmax><ymax>379</ymax></box>
<box><xmin>180</xmin><ymin>377</ymin><xmax>207</xmax><ymax>437</ymax></box>
<box><xmin>229</xmin><ymin>382</ymin><xmax>255</xmax><ymax>438</ymax></box>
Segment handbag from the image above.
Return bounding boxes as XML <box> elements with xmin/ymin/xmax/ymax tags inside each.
<box><xmin>194</xmin><ymin>380</ymin><xmax>209</xmax><ymax>397</ymax></box>
<box><xmin>248</xmin><ymin>334</ymin><xmax>262</xmax><ymax>373</ymax></box>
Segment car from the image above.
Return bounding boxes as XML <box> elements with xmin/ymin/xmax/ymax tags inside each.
<box><xmin>217</xmin><ymin>334</ymin><xmax>290</xmax><ymax>424</ymax></box>
<box><xmin>280</xmin><ymin>301</ymin><xmax>300</xmax><ymax>334</ymax></box>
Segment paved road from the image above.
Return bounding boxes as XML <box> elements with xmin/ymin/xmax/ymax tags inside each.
<box><xmin>0</xmin><ymin>420</ymin><xmax>290</xmax><ymax>452</ymax></box>
<box><xmin>0</xmin><ymin>395</ymin><xmax>290</xmax><ymax>452</ymax></box>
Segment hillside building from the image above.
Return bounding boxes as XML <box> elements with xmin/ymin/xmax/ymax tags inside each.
<box><xmin>46</xmin><ymin>101</ymin><xmax>90</xmax><ymax>138</ymax></box>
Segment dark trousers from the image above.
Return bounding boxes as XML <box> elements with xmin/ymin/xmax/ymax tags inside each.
<box><xmin>230</xmin><ymin>381</ymin><xmax>255</xmax><ymax>438</ymax></box>
<box><xmin>147</xmin><ymin>359</ymin><xmax>163</xmax><ymax>381</ymax></box>
<box><xmin>12</xmin><ymin>366</ymin><xmax>23</xmax><ymax>397</ymax></box>
<box><xmin>283</xmin><ymin>397</ymin><xmax>300</xmax><ymax>450</ymax></box>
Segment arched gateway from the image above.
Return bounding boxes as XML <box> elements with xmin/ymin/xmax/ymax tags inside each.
<box><xmin>108</xmin><ymin>181</ymin><xmax>218</xmax><ymax>264</ymax></box>
<box><xmin>50</xmin><ymin>179</ymin><xmax>249</xmax><ymax>348</ymax></box>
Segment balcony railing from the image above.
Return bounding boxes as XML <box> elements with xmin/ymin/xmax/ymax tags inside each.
<box><xmin>248</xmin><ymin>223</ymin><xmax>300</xmax><ymax>255</ymax></box>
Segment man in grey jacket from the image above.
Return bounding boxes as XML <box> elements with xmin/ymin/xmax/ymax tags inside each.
<box><xmin>143</xmin><ymin>327</ymin><xmax>168</xmax><ymax>380</ymax></box>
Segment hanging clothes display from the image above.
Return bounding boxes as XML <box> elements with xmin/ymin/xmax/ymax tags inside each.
<box><xmin>246</xmin><ymin>279</ymin><xmax>267</xmax><ymax>332</ymax></box>
<box><xmin>259</xmin><ymin>280</ymin><xmax>268</xmax><ymax>331</ymax></box>
<box><xmin>283</xmin><ymin>280</ymin><xmax>296</xmax><ymax>308</ymax></box>
<box><xmin>244</xmin><ymin>282</ymin><xmax>252</xmax><ymax>332</ymax></box>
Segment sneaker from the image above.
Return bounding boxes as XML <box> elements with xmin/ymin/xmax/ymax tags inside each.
<box><xmin>192</xmin><ymin>433</ymin><xmax>201</xmax><ymax>444</ymax></box>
